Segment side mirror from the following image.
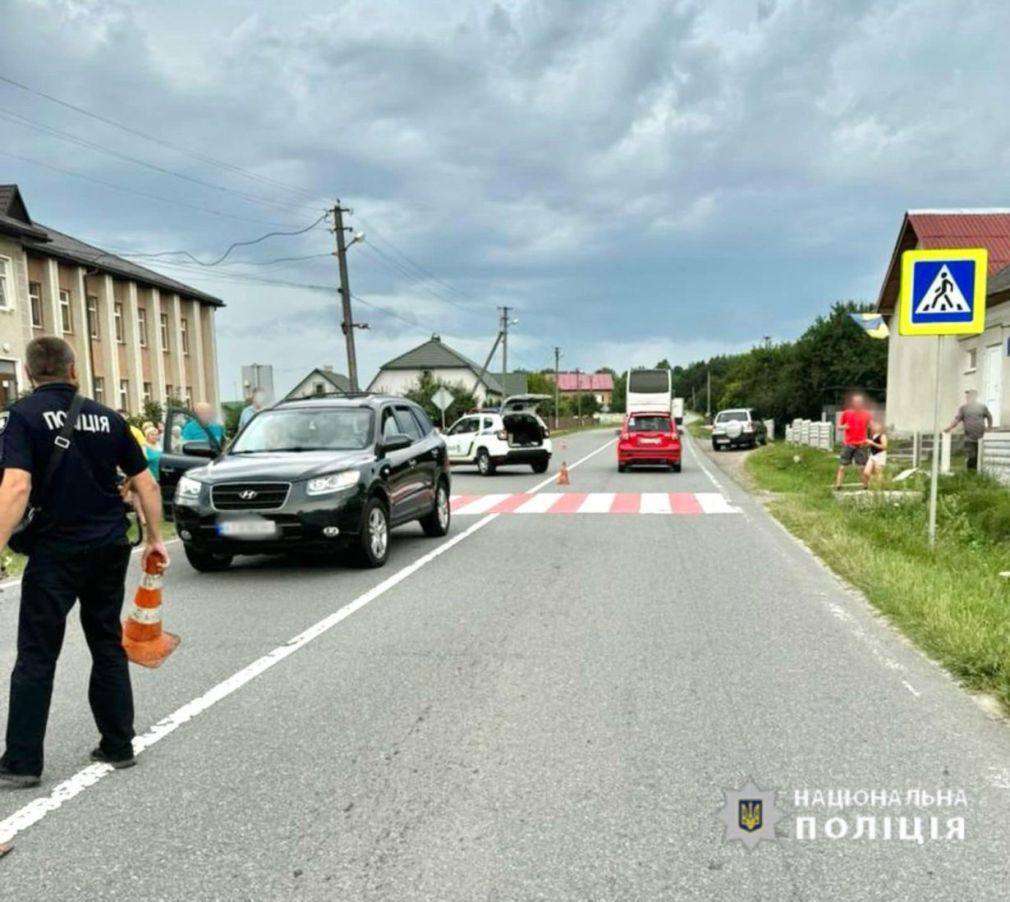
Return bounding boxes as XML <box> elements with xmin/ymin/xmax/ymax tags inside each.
<box><xmin>614</xmin><ymin>428</ymin><xmax>622</xmax><ymax>436</ymax></box>
<box><xmin>382</xmin><ymin>433</ymin><xmax>413</xmax><ymax>454</ymax></box>
<box><xmin>182</xmin><ymin>441</ymin><xmax>217</xmax><ymax>458</ymax></box>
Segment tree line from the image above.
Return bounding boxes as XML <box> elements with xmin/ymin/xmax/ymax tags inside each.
<box><xmin>401</xmin><ymin>301</ymin><xmax>887</xmax><ymax>429</ymax></box>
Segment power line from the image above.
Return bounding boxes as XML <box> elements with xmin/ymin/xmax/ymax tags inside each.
<box><xmin>122</xmin><ymin>251</ymin><xmax>333</xmax><ymax>270</ymax></box>
<box><xmin>360</xmin><ymin>241</ymin><xmax>476</xmax><ymax>315</ymax></box>
<box><xmin>0</xmin><ymin>148</ymin><xmax>310</xmax><ymax>231</ymax></box>
<box><xmin>0</xmin><ymin>72</ymin><xmax>322</xmax><ymax>204</ymax></box>
<box><xmin>0</xmin><ymin>106</ymin><xmax>315</xmax><ymax>215</ymax></box>
<box><xmin>356</xmin><ymin>213</ymin><xmax>483</xmax><ymax>304</ymax></box>
<box><xmin>106</xmin><ymin>212</ymin><xmax>328</xmax><ymax>267</ymax></box>
<box><xmin>113</xmin><ymin>258</ymin><xmax>430</xmax><ymax>333</ymax></box>
<box><xmin>0</xmin><ymin>71</ymin><xmax>490</xmax><ymax>316</ymax></box>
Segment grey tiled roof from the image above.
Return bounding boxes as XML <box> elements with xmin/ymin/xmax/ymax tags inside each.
<box><xmin>24</xmin><ymin>224</ymin><xmax>224</xmax><ymax>306</ymax></box>
<box><xmin>0</xmin><ymin>183</ymin><xmax>222</xmax><ymax>306</ymax></box>
<box><xmin>378</xmin><ymin>335</ymin><xmax>504</xmax><ymax>393</ymax></box>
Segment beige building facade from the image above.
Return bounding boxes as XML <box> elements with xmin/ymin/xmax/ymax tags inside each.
<box><xmin>876</xmin><ymin>210</ymin><xmax>1010</xmax><ymax>433</ymax></box>
<box><xmin>0</xmin><ymin>185</ymin><xmax>222</xmax><ymax>411</ymax></box>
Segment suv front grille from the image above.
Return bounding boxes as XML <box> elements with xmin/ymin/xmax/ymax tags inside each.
<box><xmin>212</xmin><ymin>482</ymin><xmax>291</xmax><ymax>511</ymax></box>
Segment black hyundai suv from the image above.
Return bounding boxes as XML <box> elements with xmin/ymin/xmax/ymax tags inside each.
<box><xmin>163</xmin><ymin>394</ymin><xmax>451</xmax><ymax>572</ymax></box>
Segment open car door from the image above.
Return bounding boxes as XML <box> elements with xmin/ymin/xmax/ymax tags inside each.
<box><xmin>500</xmin><ymin>394</ymin><xmax>551</xmax><ymax>414</ymax></box>
<box><xmin>159</xmin><ymin>406</ymin><xmax>222</xmax><ymax>514</ymax></box>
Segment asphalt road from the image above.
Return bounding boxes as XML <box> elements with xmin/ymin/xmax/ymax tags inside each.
<box><xmin>1</xmin><ymin>428</ymin><xmax>1009</xmax><ymax>900</ymax></box>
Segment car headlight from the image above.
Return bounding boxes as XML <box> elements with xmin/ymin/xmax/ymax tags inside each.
<box><xmin>175</xmin><ymin>475</ymin><xmax>203</xmax><ymax>505</ymax></box>
<box><xmin>306</xmin><ymin>470</ymin><xmax>361</xmax><ymax>495</ymax></box>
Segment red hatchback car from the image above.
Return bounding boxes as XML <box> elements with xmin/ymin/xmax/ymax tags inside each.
<box><xmin>617</xmin><ymin>411</ymin><xmax>682</xmax><ymax>472</ymax></box>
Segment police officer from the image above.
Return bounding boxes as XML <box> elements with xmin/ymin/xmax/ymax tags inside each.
<box><xmin>0</xmin><ymin>336</ymin><xmax>169</xmax><ymax>787</ymax></box>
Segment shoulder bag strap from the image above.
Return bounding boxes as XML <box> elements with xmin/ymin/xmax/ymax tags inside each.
<box><xmin>31</xmin><ymin>394</ymin><xmax>85</xmax><ymax>510</ymax></box>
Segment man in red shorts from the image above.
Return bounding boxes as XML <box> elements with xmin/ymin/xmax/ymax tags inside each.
<box><xmin>835</xmin><ymin>393</ymin><xmax>872</xmax><ymax>489</ymax></box>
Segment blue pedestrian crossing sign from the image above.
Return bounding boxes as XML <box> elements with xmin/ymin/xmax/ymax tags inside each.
<box><xmin>899</xmin><ymin>248</ymin><xmax>987</xmax><ymax>335</ymax></box>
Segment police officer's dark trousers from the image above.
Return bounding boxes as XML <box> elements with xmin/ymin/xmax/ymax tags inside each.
<box><xmin>2</xmin><ymin>540</ymin><xmax>134</xmax><ymax>776</ymax></box>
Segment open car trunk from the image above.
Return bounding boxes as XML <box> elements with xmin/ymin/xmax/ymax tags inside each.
<box><xmin>503</xmin><ymin>412</ymin><xmax>544</xmax><ymax>448</ymax></box>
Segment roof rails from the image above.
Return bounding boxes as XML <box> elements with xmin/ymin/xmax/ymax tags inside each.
<box><xmin>275</xmin><ymin>390</ymin><xmax>374</xmax><ymax>404</ymax></box>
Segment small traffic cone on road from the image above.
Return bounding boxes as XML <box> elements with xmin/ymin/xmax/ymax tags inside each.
<box><xmin>557</xmin><ymin>462</ymin><xmax>570</xmax><ymax>486</ymax></box>
<box><xmin>122</xmin><ymin>551</ymin><xmax>179</xmax><ymax>669</ymax></box>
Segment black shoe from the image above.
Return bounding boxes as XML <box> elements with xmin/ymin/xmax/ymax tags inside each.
<box><xmin>89</xmin><ymin>747</ymin><xmax>136</xmax><ymax>770</ymax></box>
<box><xmin>0</xmin><ymin>765</ymin><xmax>41</xmax><ymax>788</ymax></box>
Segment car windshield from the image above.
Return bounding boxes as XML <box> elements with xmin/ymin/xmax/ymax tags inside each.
<box><xmin>230</xmin><ymin>408</ymin><xmax>374</xmax><ymax>453</ymax></box>
<box><xmin>716</xmin><ymin>410</ymin><xmax>750</xmax><ymax>423</ymax></box>
<box><xmin>628</xmin><ymin>415</ymin><xmax>671</xmax><ymax>432</ymax></box>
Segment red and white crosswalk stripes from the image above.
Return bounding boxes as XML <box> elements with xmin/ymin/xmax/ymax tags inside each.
<box><xmin>449</xmin><ymin>492</ymin><xmax>739</xmax><ymax>516</ymax></box>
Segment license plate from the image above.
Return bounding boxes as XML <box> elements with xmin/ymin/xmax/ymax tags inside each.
<box><xmin>216</xmin><ymin>519</ymin><xmax>279</xmax><ymax>538</ymax></box>
<box><xmin>639</xmin><ymin>438</ymin><xmax>660</xmax><ymax>445</ymax></box>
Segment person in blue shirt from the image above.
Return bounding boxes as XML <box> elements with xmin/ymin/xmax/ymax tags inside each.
<box><xmin>238</xmin><ymin>389</ymin><xmax>267</xmax><ymax>431</ymax></box>
<box><xmin>181</xmin><ymin>402</ymin><xmax>225</xmax><ymax>446</ymax></box>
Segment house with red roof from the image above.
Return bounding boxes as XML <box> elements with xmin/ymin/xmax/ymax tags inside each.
<box><xmin>876</xmin><ymin>210</ymin><xmax>1010</xmax><ymax>432</ymax></box>
<box><xmin>552</xmin><ymin>371</ymin><xmax>615</xmax><ymax>407</ymax></box>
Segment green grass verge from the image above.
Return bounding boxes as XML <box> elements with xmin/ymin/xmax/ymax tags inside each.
<box><xmin>2</xmin><ymin>519</ymin><xmax>177</xmax><ymax>581</ymax></box>
<box><xmin>746</xmin><ymin>444</ymin><xmax>1010</xmax><ymax>710</ymax></box>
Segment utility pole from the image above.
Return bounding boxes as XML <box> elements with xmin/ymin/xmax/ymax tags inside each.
<box><xmin>499</xmin><ymin>306</ymin><xmax>514</xmax><ymax>401</ymax></box>
<box><xmin>576</xmin><ymin>368</ymin><xmax>582</xmax><ymax>424</ymax></box>
<box><xmin>553</xmin><ymin>346</ymin><xmax>562</xmax><ymax>430</ymax></box>
<box><xmin>333</xmin><ymin>202</ymin><xmax>360</xmax><ymax>391</ymax></box>
<box><xmin>706</xmin><ymin>368</ymin><xmax>712</xmax><ymax>420</ymax></box>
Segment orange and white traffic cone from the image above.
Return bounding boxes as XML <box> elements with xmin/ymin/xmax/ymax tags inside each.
<box><xmin>557</xmin><ymin>462</ymin><xmax>570</xmax><ymax>486</ymax></box>
<box><xmin>122</xmin><ymin>552</ymin><xmax>179</xmax><ymax>669</ymax></box>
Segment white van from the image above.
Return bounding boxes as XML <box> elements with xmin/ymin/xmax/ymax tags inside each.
<box><xmin>443</xmin><ymin>395</ymin><xmax>553</xmax><ymax>475</ymax></box>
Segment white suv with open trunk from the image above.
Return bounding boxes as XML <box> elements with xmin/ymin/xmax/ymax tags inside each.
<box><xmin>443</xmin><ymin>395</ymin><xmax>553</xmax><ymax>475</ymax></box>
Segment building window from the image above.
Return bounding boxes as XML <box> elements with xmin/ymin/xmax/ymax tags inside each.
<box><xmin>165</xmin><ymin>384</ymin><xmax>174</xmax><ymax>402</ymax></box>
<box><xmin>180</xmin><ymin>317</ymin><xmax>190</xmax><ymax>355</ymax></box>
<box><xmin>185</xmin><ymin>386</ymin><xmax>193</xmax><ymax>406</ymax></box>
<box><xmin>0</xmin><ymin>257</ymin><xmax>12</xmax><ymax>310</ymax></box>
<box><xmin>59</xmin><ymin>289</ymin><xmax>73</xmax><ymax>333</ymax></box>
<box><xmin>143</xmin><ymin>382</ymin><xmax>152</xmax><ymax>403</ymax></box>
<box><xmin>29</xmin><ymin>282</ymin><xmax>43</xmax><ymax>328</ymax></box>
<box><xmin>114</xmin><ymin>302</ymin><xmax>124</xmax><ymax>343</ymax></box>
<box><xmin>313</xmin><ymin>381</ymin><xmax>325</xmax><ymax>395</ymax></box>
<box><xmin>137</xmin><ymin>307</ymin><xmax>148</xmax><ymax>347</ymax></box>
<box><xmin>87</xmin><ymin>296</ymin><xmax>99</xmax><ymax>339</ymax></box>
<box><xmin>160</xmin><ymin>313</ymin><xmax>170</xmax><ymax>352</ymax></box>
<box><xmin>119</xmin><ymin>379</ymin><xmax>129</xmax><ymax>411</ymax></box>
<box><xmin>93</xmin><ymin>376</ymin><xmax>105</xmax><ymax>404</ymax></box>
<box><xmin>967</xmin><ymin>348</ymin><xmax>978</xmax><ymax>372</ymax></box>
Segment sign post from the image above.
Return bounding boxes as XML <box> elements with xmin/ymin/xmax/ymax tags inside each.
<box><xmin>431</xmin><ymin>385</ymin><xmax>455</xmax><ymax>432</ymax></box>
<box><xmin>898</xmin><ymin>248</ymin><xmax>988</xmax><ymax>548</ymax></box>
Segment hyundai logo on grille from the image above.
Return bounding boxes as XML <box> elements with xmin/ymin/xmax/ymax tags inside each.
<box><xmin>239</xmin><ymin>490</ymin><xmax>258</xmax><ymax>500</ymax></box>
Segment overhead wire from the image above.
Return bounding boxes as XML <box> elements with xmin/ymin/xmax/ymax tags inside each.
<box><xmin>0</xmin><ymin>148</ymin><xmax>310</xmax><ymax>230</ymax></box>
<box><xmin>359</xmin><ymin>241</ymin><xmax>477</xmax><ymax>316</ymax></box>
<box><xmin>107</xmin><ymin>212</ymin><xmax>329</xmax><ymax>267</ymax></box>
<box><xmin>0</xmin><ymin>72</ymin><xmax>322</xmax><ymax>204</ymax></box>
<box><xmin>0</xmin><ymin>106</ymin><xmax>316</xmax><ymax>215</ymax></box>
<box><xmin>0</xmin><ymin>73</ymin><xmax>497</xmax><ymax>335</ymax></box>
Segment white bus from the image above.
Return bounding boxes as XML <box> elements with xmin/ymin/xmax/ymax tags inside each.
<box><xmin>626</xmin><ymin>368</ymin><xmax>672</xmax><ymax>416</ymax></box>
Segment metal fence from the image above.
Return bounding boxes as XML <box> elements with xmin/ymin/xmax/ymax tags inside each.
<box><xmin>981</xmin><ymin>432</ymin><xmax>1010</xmax><ymax>485</ymax></box>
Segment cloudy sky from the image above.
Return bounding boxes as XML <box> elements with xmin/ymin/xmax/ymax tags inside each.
<box><xmin>3</xmin><ymin>0</ymin><xmax>1009</xmax><ymax>397</ymax></box>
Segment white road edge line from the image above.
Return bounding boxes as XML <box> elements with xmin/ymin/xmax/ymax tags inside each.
<box><xmin>0</xmin><ymin>434</ymin><xmax>616</xmax><ymax>846</ymax></box>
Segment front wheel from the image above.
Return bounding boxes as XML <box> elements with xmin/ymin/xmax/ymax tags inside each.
<box><xmin>531</xmin><ymin>459</ymin><xmax>549</xmax><ymax>474</ymax></box>
<box><xmin>354</xmin><ymin>497</ymin><xmax>390</xmax><ymax>568</ymax></box>
<box><xmin>420</xmin><ymin>481</ymin><xmax>451</xmax><ymax>537</ymax></box>
<box><xmin>184</xmin><ymin>546</ymin><xmax>233</xmax><ymax>573</ymax></box>
<box><xmin>671</xmin><ymin>462</ymin><xmax>682</xmax><ymax>473</ymax></box>
<box><xmin>711</xmin><ymin>441</ymin><xmax>720</xmax><ymax>452</ymax></box>
<box><xmin>476</xmin><ymin>448</ymin><xmax>496</xmax><ymax>476</ymax></box>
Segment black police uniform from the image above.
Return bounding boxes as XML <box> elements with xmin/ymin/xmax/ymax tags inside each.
<box><xmin>0</xmin><ymin>382</ymin><xmax>148</xmax><ymax>778</ymax></box>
